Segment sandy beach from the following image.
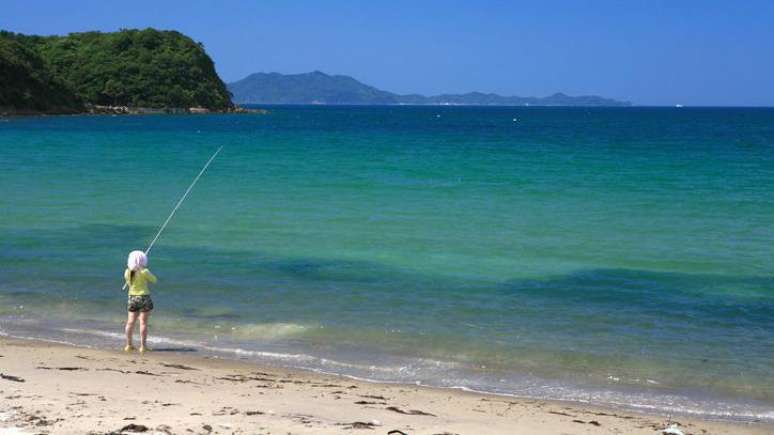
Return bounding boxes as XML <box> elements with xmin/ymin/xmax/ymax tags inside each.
<box><xmin>0</xmin><ymin>337</ymin><xmax>769</xmax><ymax>435</ymax></box>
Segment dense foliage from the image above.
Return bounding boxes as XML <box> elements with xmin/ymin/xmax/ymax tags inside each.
<box><xmin>0</xmin><ymin>36</ymin><xmax>83</xmax><ymax>113</ymax></box>
<box><xmin>229</xmin><ymin>71</ymin><xmax>631</xmax><ymax>106</ymax></box>
<box><xmin>1</xmin><ymin>29</ymin><xmax>233</xmax><ymax>112</ymax></box>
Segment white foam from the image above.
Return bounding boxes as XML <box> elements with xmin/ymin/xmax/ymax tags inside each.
<box><xmin>229</xmin><ymin>322</ymin><xmax>309</xmax><ymax>340</ymax></box>
<box><xmin>2</xmin><ymin>332</ymin><xmax>86</xmax><ymax>349</ymax></box>
<box><xmin>60</xmin><ymin>327</ymin><xmax>314</xmax><ymax>362</ymax></box>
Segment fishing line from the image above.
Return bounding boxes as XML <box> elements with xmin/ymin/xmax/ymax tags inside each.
<box><xmin>122</xmin><ymin>145</ymin><xmax>223</xmax><ymax>289</ymax></box>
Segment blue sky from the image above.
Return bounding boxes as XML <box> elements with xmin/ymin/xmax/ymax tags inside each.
<box><xmin>4</xmin><ymin>0</ymin><xmax>773</xmax><ymax>105</ymax></box>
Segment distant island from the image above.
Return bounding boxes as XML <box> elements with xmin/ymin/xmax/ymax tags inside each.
<box><xmin>228</xmin><ymin>71</ymin><xmax>631</xmax><ymax>106</ymax></box>
<box><xmin>0</xmin><ymin>29</ymin><xmax>234</xmax><ymax>115</ymax></box>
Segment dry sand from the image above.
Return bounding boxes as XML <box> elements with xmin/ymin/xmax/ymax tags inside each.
<box><xmin>0</xmin><ymin>336</ymin><xmax>770</xmax><ymax>434</ymax></box>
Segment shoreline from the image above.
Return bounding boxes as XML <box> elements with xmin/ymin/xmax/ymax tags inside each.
<box><xmin>0</xmin><ymin>106</ymin><xmax>268</xmax><ymax>118</ymax></box>
<box><xmin>1</xmin><ymin>336</ymin><xmax>771</xmax><ymax>434</ymax></box>
<box><xmin>6</xmin><ymin>320</ymin><xmax>772</xmax><ymax>424</ymax></box>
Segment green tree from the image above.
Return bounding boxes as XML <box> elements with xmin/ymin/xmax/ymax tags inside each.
<box><xmin>1</xmin><ymin>28</ymin><xmax>234</xmax><ymax>112</ymax></box>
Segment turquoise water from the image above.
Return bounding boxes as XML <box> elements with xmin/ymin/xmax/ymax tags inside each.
<box><xmin>1</xmin><ymin>107</ymin><xmax>773</xmax><ymax>419</ymax></box>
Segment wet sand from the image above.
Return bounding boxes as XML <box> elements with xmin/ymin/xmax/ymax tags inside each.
<box><xmin>0</xmin><ymin>337</ymin><xmax>770</xmax><ymax>434</ymax></box>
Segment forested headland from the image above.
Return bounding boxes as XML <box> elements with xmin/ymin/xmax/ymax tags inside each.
<box><xmin>0</xmin><ymin>28</ymin><xmax>234</xmax><ymax>114</ymax></box>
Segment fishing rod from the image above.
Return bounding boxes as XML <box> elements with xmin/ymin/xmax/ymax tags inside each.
<box><xmin>122</xmin><ymin>145</ymin><xmax>223</xmax><ymax>290</ymax></box>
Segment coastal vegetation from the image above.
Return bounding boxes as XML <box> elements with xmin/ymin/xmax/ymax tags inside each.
<box><xmin>0</xmin><ymin>28</ymin><xmax>233</xmax><ymax>114</ymax></box>
<box><xmin>0</xmin><ymin>35</ymin><xmax>83</xmax><ymax>113</ymax></box>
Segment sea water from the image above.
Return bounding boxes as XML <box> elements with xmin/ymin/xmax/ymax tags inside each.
<box><xmin>1</xmin><ymin>106</ymin><xmax>773</xmax><ymax>420</ymax></box>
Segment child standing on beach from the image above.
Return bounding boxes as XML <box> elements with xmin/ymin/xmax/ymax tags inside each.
<box><xmin>124</xmin><ymin>250</ymin><xmax>156</xmax><ymax>353</ymax></box>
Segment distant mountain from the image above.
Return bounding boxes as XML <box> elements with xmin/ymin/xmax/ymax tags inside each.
<box><xmin>228</xmin><ymin>71</ymin><xmax>631</xmax><ymax>107</ymax></box>
<box><xmin>228</xmin><ymin>71</ymin><xmax>397</xmax><ymax>105</ymax></box>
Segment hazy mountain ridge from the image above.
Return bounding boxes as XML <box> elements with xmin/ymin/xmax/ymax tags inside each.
<box><xmin>228</xmin><ymin>71</ymin><xmax>631</xmax><ymax>106</ymax></box>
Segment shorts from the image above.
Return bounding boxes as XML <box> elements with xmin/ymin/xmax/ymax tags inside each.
<box><xmin>127</xmin><ymin>295</ymin><xmax>154</xmax><ymax>312</ymax></box>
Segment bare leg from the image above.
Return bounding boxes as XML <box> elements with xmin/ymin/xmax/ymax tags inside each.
<box><xmin>125</xmin><ymin>311</ymin><xmax>138</xmax><ymax>350</ymax></box>
<box><xmin>139</xmin><ymin>311</ymin><xmax>150</xmax><ymax>351</ymax></box>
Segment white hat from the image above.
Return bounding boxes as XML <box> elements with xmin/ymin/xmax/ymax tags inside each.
<box><xmin>127</xmin><ymin>250</ymin><xmax>148</xmax><ymax>271</ymax></box>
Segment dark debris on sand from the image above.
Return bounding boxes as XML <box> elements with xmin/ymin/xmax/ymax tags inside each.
<box><xmin>0</xmin><ymin>373</ymin><xmax>25</xmax><ymax>382</ymax></box>
<box><xmin>572</xmin><ymin>419</ymin><xmax>602</xmax><ymax>426</ymax></box>
<box><xmin>24</xmin><ymin>413</ymin><xmax>63</xmax><ymax>427</ymax></box>
<box><xmin>386</xmin><ymin>406</ymin><xmax>436</xmax><ymax>416</ymax></box>
<box><xmin>95</xmin><ymin>368</ymin><xmax>161</xmax><ymax>376</ymax></box>
<box><xmin>159</xmin><ymin>362</ymin><xmax>199</xmax><ymax>371</ymax></box>
<box><xmin>338</xmin><ymin>421</ymin><xmax>377</xmax><ymax>430</ymax></box>
<box><xmin>217</xmin><ymin>374</ymin><xmax>274</xmax><ymax>383</ymax></box>
<box><xmin>360</xmin><ymin>394</ymin><xmax>389</xmax><ymax>401</ymax></box>
<box><xmin>37</xmin><ymin>366</ymin><xmax>89</xmax><ymax>371</ymax></box>
<box><xmin>99</xmin><ymin>423</ymin><xmax>149</xmax><ymax>434</ymax></box>
<box><xmin>92</xmin><ymin>423</ymin><xmax>172</xmax><ymax>434</ymax></box>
